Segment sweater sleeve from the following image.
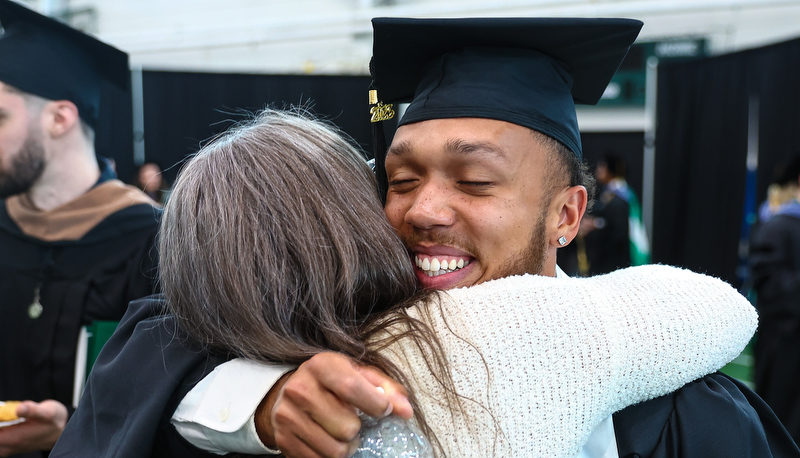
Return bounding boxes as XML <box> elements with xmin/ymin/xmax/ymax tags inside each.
<box><xmin>591</xmin><ymin>265</ymin><xmax>757</xmax><ymax>408</ymax></box>
<box><xmin>384</xmin><ymin>264</ymin><xmax>756</xmax><ymax>457</ymax></box>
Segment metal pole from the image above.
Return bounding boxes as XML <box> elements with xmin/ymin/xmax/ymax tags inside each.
<box><xmin>131</xmin><ymin>66</ymin><xmax>146</xmax><ymax>165</ymax></box>
<box><xmin>642</xmin><ymin>56</ymin><xmax>659</xmax><ymax>244</ymax></box>
<box><xmin>737</xmin><ymin>95</ymin><xmax>760</xmax><ymax>288</ymax></box>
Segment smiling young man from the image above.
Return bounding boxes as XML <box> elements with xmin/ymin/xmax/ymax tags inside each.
<box><xmin>384</xmin><ymin>118</ymin><xmax>577</xmax><ymax>289</ymax></box>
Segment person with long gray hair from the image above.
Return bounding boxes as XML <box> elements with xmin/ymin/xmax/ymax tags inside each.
<box><xmin>54</xmin><ymin>108</ymin><xmax>756</xmax><ymax>457</ymax></box>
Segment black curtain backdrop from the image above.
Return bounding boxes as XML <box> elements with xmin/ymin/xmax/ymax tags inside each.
<box><xmin>140</xmin><ymin>71</ymin><xmax>373</xmax><ymax>185</ymax></box>
<box><xmin>653</xmin><ymin>37</ymin><xmax>800</xmax><ymax>286</ymax></box>
<box><xmin>96</xmin><ymin>78</ymin><xmax>134</xmax><ymax>183</ymax></box>
<box><xmin>755</xmin><ymin>40</ymin><xmax>800</xmax><ymax>203</ymax></box>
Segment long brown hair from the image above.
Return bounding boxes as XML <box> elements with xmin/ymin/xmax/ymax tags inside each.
<box><xmin>159</xmin><ymin>108</ymin><xmax>455</xmax><ymax>450</ymax></box>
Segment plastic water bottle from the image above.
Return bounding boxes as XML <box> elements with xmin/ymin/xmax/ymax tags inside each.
<box><xmin>352</xmin><ymin>414</ymin><xmax>433</xmax><ymax>457</ymax></box>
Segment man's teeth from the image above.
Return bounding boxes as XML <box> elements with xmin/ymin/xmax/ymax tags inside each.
<box><xmin>414</xmin><ymin>256</ymin><xmax>469</xmax><ymax>277</ymax></box>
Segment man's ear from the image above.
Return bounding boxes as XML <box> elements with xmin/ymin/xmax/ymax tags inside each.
<box><xmin>43</xmin><ymin>100</ymin><xmax>80</xmax><ymax>138</ymax></box>
<box><xmin>551</xmin><ymin>185</ymin><xmax>588</xmax><ymax>247</ymax></box>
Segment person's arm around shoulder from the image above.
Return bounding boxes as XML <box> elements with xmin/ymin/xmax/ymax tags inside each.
<box><xmin>596</xmin><ymin>264</ymin><xmax>757</xmax><ymax>403</ymax></box>
<box><xmin>437</xmin><ymin>265</ymin><xmax>756</xmax><ymax>414</ymax></box>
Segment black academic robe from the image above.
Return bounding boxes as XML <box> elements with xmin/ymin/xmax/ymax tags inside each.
<box><xmin>0</xmin><ymin>182</ymin><xmax>160</xmax><ymax>457</ymax></box>
<box><xmin>749</xmin><ymin>211</ymin><xmax>800</xmax><ymax>443</ymax></box>
<box><xmin>614</xmin><ymin>372</ymin><xmax>800</xmax><ymax>457</ymax></box>
<box><xmin>52</xmin><ymin>296</ymin><xmax>232</xmax><ymax>458</ymax></box>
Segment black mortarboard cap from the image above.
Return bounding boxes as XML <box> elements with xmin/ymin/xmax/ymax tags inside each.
<box><xmin>370</xmin><ymin>17</ymin><xmax>643</xmax><ymax>158</ymax></box>
<box><xmin>0</xmin><ymin>0</ymin><xmax>129</xmax><ymax>129</ymax></box>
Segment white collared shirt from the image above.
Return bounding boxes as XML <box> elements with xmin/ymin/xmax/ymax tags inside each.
<box><xmin>555</xmin><ymin>265</ymin><xmax>619</xmax><ymax>458</ymax></box>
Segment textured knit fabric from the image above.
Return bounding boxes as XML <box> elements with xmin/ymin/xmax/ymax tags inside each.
<box><xmin>379</xmin><ymin>264</ymin><xmax>757</xmax><ymax>457</ymax></box>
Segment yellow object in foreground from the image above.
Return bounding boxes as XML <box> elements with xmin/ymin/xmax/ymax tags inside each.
<box><xmin>0</xmin><ymin>401</ymin><xmax>21</xmax><ymax>421</ymax></box>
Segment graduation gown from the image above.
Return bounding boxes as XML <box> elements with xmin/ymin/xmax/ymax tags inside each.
<box><xmin>52</xmin><ymin>296</ymin><xmax>230</xmax><ymax>458</ymax></box>
<box><xmin>0</xmin><ymin>180</ymin><xmax>160</xmax><ymax>430</ymax></box>
<box><xmin>614</xmin><ymin>372</ymin><xmax>800</xmax><ymax>457</ymax></box>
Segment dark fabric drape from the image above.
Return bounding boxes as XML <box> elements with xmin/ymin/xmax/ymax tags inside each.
<box><xmin>96</xmin><ymin>78</ymin><xmax>134</xmax><ymax>183</ymax></box>
<box><xmin>753</xmin><ymin>40</ymin><xmax>800</xmax><ymax>203</ymax></box>
<box><xmin>653</xmin><ymin>37</ymin><xmax>800</xmax><ymax>286</ymax></box>
<box><xmin>140</xmin><ymin>71</ymin><xmax>372</xmax><ymax>185</ymax></box>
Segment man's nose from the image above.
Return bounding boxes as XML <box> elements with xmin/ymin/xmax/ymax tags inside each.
<box><xmin>403</xmin><ymin>182</ymin><xmax>456</xmax><ymax>229</ymax></box>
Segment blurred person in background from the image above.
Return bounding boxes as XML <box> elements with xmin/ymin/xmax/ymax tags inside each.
<box><xmin>757</xmin><ymin>155</ymin><xmax>800</xmax><ymax>223</ymax></box>
<box><xmin>134</xmin><ymin>162</ymin><xmax>170</xmax><ymax>205</ymax></box>
<box><xmin>749</xmin><ymin>153</ymin><xmax>800</xmax><ymax>444</ymax></box>
<box><xmin>0</xmin><ymin>1</ymin><xmax>160</xmax><ymax>456</ymax></box>
<box><xmin>580</xmin><ymin>153</ymin><xmax>650</xmax><ymax>275</ymax></box>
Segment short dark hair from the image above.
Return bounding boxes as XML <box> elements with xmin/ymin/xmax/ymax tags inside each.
<box><xmin>774</xmin><ymin>154</ymin><xmax>800</xmax><ymax>187</ymax></box>
<box><xmin>534</xmin><ymin>130</ymin><xmax>597</xmax><ymax>211</ymax></box>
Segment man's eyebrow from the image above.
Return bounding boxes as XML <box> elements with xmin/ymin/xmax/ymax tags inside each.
<box><xmin>386</xmin><ymin>138</ymin><xmax>510</xmax><ymax>162</ymax></box>
<box><xmin>386</xmin><ymin>139</ymin><xmax>413</xmax><ymax>158</ymax></box>
<box><xmin>444</xmin><ymin>139</ymin><xmax>510</xmax><ymax>162</ymax></box>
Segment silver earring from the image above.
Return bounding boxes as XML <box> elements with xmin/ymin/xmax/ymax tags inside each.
<box><xmin>558</xmin><ymin>236</ymin><xmax>568</xmax><ymax>246</ymax></box>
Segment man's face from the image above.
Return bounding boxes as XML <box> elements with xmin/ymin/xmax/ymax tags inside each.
<box><xmin>0</xmin><ymin>83</ymin><xmax>46</xmax><ymax>198</ymax></box>
<box><xmin>384</xmin><ymin>118</ymin><xmax>556</xmax><ymax>290</ymax></box>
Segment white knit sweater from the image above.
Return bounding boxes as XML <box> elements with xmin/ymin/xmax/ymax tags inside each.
<box><xmin>379</xmin><ymin>265</ymin><xmax>757</xmax><ymax>457</ymax></box>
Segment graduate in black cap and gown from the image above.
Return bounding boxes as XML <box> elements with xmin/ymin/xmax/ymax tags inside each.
<box><xmin>0</xmin><ymin>1</ymin><xmax>160</xmax><ymax>456</ymax></box>
<box><xmin>54</xmin><ymin>16</ymin><xmax>800</xmax><ymax>458</ymax></box>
